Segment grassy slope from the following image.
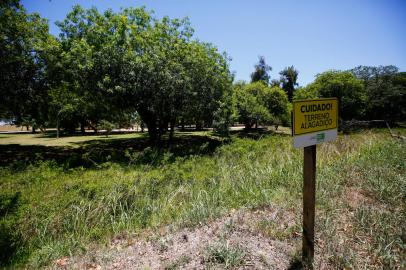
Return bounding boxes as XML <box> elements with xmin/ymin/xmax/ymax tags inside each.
<box><xmin>0</xmin><ymin>129</ymin><xmax>405</xmax><ymax>268</ymax></box>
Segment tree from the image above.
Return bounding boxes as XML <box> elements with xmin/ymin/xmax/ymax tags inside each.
<box><xmin>0</xmin><ymin>0</ymin><xmax>54</xmax><ymax>132</ymax></box>
<box><xmin>279</xmin><ymin>66</ymin><xmax>299</xmax><ymax>101</ymax></box>
<box><xmin>235</xmin><ymin>84</ymin><xmax>271</xmax><ymax>130</ymax></box>
<box><xmin>234</xmin><ymin>81</ymin><xmax>290</xmax><ymax>130</ymax></box>
<box><xmin>293</xmin><ymin>86</ymin><xmax>319</xmax><ymax>100</ymax></box>
<box><xmin>265</xmin><ymin>86</ymin><xmax>291</xmax><ymax>128</ymax></box>
<box><xmin>390</xmin><ymin>72</ymin><xmax>406</xmax><ymax>121</ymax></box>
<box><xmin>351</xmin><ymin>65</ymin><xmax>405</xmax><ymax>121</ymax></box>
<box><xmin>55</xmin><ymin>5</ymin><xmax>233</xmax><ymax>142</ymax></box>
<box><xmin>304</xmin><ymin>71</ymin><xmax>366</xmax><ymax>120</ymax></box>
<box><xmin>212</xmin><ymin>92</ymin><xmax>236</xmax><ymax>137</ymax></box>
<box><xmin>250</xmin><ymin>56</ymin><xmax>272</xmax><ymax>84</ymax></box>
<box><xmin>99</xmin><ymin>120</ymin><xmax>115</xmax><ymax>137</ymax></box>
<box><xmin>54</xmin><ymin>6</ymin><xmax>131</xmax><ymax>134</ymax></box>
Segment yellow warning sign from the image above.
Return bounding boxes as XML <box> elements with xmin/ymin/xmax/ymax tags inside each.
<box><xmin>293</xmin><ymin>98</ymin><xmax>338</xmax><ymax>136</ymax></box>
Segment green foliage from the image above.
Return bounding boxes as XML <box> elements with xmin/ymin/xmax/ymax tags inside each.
<box><xmin>266</xmin><ymin>86</ymin><xmax>291</xmax><ymax>126</ymax></box>
<box><xmin>234</xmin><ymin>82</ymin><xmax>290</xmax><ymax>129</ymax></box>
<box><xmin>279</xmin><ymin>65</ymin><xmax>299</xmax><ymax>101</ymax></box>
<box><xmin>293</xmin><ymin>86</ymin><xmax>319</xmax><ymax>100</ymax></box>
<box><xmin>212</xmin><ymin>97</ymin><xmax>235</xmax><ymax>137</ymax></box>
<box><xmin>1</xmin><ymin>2</ymin><xmax>233</xmax><ymax>140</ymax></box>
<box><xmin>250</xmin><ymin>56</ymin><xmax>272</xmax><ymax>84</ymax></box>
<box><xmin>52</xmin><ymin>5</ymin><xmax>233</xmax><ymax>141</ymax></box>
<box><xmin>0</xmin><ymin>0</ymin><xmax>54</xmax><ymax>129</ymax></box>
<box><xmin>351</xmin><ymin>65</ymin><xmax>406</xmax><ymax>121</ymax></box>
<box><xmin>234</xmin><ymin>82</ymin><xmax>271</xmax><ymax>129</ymax></box>
<box><xmin>295</xmin><ymin>66</ymin><xmax>406</xmax><ymax>123</ymax></box>
<box><xmin>299</xmin><ymin>70</ymin><xmax>366</xmax><ymax>120</ymax></box>
<box><xmin>98</xmin><ymin>120</ymin><xmax>115</xmax><ymax>137</ymax></box>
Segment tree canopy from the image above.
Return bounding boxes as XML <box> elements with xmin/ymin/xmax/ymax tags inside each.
<box><xmin>234</xmin><ymin>81</ymin><xmax>290</xmax><ymax>129</ymax></box>
<box><xmin>279</xmin><ymin>66</ymin><xmax>299</xmax><ymax>101</ymax></box>
<box><xmin>351</xmin><ymin>65</ymin><xmax>406</xmax><ymax>121</ymax></box>
<box><xmin>294</xmin><ymin>67</ymin><xmax>405</xmax><ymax>122</ymax></box>
<box><xmin>0</xmin><ymin>0</ymin><xmax>54</xmax><ymax>131</ymax></box>
<box><xmin>250</xmin><ymin>56</ymin><xmax>272</xmax><ymax>84</ymax></box>
<box><xmin>0</xmin><ymin>2</ymin><xmax>236</xmax><ymax>141</ymax></box>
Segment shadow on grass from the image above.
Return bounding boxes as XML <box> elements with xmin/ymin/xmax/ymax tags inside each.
<box><xmin>35</xmin><ymin>130</ymin><xmax>143</xmax><ymax>139</ymax></box>
<box><xmin>0</xmin><ymin>133</ymin><xmax>224</xmax><ymax>170</ymax></box>
<box><xmin>0</xmin><ymin>128</ymin><xmax>287</xmax><ymax>170</ymax></box>
<box><xmin>0</xmin><ymin>192</ymin><xmax>22</xmax><ymax>265</ymax></box>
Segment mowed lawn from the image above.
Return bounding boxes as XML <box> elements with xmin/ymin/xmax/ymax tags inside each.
<box><xmin>0</xmin><ymin>128</ymin><xmax>405</xmax><ymax>269</ymax></box>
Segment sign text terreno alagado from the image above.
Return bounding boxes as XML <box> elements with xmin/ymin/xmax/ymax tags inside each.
<box><xmin>292</xmin><ymin>98</ymin><xmax>338</xmax><ymax>148</ymax></box>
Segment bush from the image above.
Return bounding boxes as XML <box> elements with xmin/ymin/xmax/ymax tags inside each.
<box><xmin>98</xmin><ymin>120</ymin><xmax>115</xmax><ymax>137</ymax></box>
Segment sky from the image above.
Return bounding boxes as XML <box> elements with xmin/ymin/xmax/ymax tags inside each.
<box><xmin>21</xmin><ymin>0</ymin><xmax>406</xmax><ymax>86</ymax></box>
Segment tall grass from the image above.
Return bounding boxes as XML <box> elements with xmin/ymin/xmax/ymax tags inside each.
<box><xmin>0</xmin><ymin>129</ymin><xmax>404</xmax><ymax>268</ymax></box>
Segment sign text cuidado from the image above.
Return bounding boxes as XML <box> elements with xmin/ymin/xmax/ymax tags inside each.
<box><xmin>292</xmin><ymin>98</ymin><xmax>338</xmax><ymax>148</ymax></box>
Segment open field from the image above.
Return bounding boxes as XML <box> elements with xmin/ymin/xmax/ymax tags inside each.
<box><xmin>0</xmin><ymin>131</ymin><xmax>144</xmax><ymax>147</ymax></box>
<box><xmin>0</xmin><ymin>128</ymin><xmax>405</xmax><ymax>269</ymax></box>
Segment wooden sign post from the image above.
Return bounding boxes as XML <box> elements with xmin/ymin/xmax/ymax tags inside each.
<box><xmin>292</xmin><ymin>98</ymin><xmax>338</xmax><ymax>267</ymax></box>
<box><xmin>303</xmin><ymin>144</ymin><xmax>316</xmax><ymax>266</ymax></box>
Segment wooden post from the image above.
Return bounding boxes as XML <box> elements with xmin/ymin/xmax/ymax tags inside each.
<box><xmin>56</xmin><ymin>117</ymin><xmax>60</xmax><ymax>139</ymax></box>
<box><xmin>303</xmin><ymin>144</ymin><xmax>316</xmax><ymax>268</ymax></box>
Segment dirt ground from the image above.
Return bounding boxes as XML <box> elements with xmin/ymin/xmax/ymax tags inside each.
<box><xmin>49</xmin><ymin>206</ymin><xmax>302</xmax><ymax>270</ymax></box>
<box><xmin>0</xmin><ymin>124</ymin><xmax>27</xmax><ymax>132</ymax></box>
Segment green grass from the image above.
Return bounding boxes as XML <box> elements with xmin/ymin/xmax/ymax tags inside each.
<box><xmin>0</xmin><ymin>128</ymin><xmax>405</xmax><ymax>268</ymax></box>
<box><xmin>0</xmin><ymin>132</ymin><xmax>144</xmax><ymax>147</ymax></box>
<box><xmin>205</xmin><ymin>242</ymin><xmax>246</xmax><ymax>269</ymax></box>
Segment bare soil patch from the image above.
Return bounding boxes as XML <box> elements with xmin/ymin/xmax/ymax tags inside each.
<box><xmin>50</xmin><ymin>206</ymin><xmax>300</xmax><ymax>270</ymax></box>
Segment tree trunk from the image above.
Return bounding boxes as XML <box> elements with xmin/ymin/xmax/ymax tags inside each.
<box><xmin>80</xmin><ymin>120</ymin><xmax>86</xmax><ymax>135</ymax></box>
<box><xmin>147</xmin><ymin>122</ymin><xmax>157</xmax><ymax>143</ymax></box>
<box><xmin>181</xmin><ymin>119</ymin><xmax>185</xmax><ymax>131</ymax></box>
<box><xmin>169</xmin><ymin>118</ymin><xmax>176</xmax><ymax>144</ymax></box>
<box><xmin>90</xmin><ymin>122</ymin><xmax>98</xmax><ymax>134</ymax></box>
<box><xmin>68</xmin><ymin>124</ymin><xmax>76</xmax><ymax>134</ymax></box>
<box><xmin>57</xmin><ymin>118</ymin><xmax>60</xmax><ymax>139</ymax></box>
<box><xmin>245</xmin><ymin>122</ymin><xmax>252</xmax><ymax>130</ymax></box>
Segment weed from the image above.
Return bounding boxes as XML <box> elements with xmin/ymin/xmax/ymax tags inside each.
<box><xmin>205</xmin><ymin>241</ymin><xmax>246</xmax><ymax>269</ymax></box>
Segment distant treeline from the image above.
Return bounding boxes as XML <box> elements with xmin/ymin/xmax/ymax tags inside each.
<box><xmin>1</xmin><ymin>0</ymin><xmax>405</xmax><ymax>142</ymax></box>
<box><xmin>294</xmin><ymin>66</ymin><xmax>406</xmax><ymax>122</ymax></box>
